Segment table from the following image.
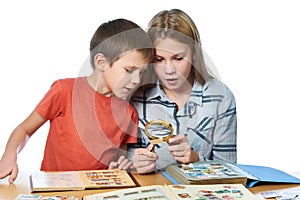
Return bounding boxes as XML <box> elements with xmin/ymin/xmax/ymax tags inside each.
<box><xmin>1</xmin><ymin>171</ymin><xmax>300</xmax><ymax>199</ymax></box>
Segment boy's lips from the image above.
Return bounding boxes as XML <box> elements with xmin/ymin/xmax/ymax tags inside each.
<box><xmin>124</xmin><ymin>87</ymin><xmax>133</xmax><ymax>93</ymax></box>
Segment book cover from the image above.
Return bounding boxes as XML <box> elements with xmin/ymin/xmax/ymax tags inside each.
<box><xmin>29</xmin><ymin>169</ymin><xmax>136</xmax><ymax>192</ymax></box>
<box><xmin>83</xmin><ymin>184</ymin><xmax>256</xmax><ymax>200</ymax></box>
<box><xmin>165</xmin><ymin>160</ymin><xmax>248</xmax><ymax>186</ymax></box>
<box><xmin>235</xmin><ymin>164</ymin><xmax>300</xmax><ymax>187</ymax></box>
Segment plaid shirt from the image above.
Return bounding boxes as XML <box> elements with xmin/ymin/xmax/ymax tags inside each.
<box><xmin>128</xmin><ymin>78</ymin><xmax>237</xmax><ymax>170</ymax></box>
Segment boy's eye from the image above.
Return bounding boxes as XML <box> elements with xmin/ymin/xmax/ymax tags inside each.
<box><xmin>139</xmin><ymin>69</ymin><xmax>147</xmax><ymax>76</ymax></box>
<box><xmin>125</xmin><ymin>68</ymin><xmax>134</xmax><ymax>73</ymax></box>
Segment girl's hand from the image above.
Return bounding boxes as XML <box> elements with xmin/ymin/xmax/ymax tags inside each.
<box><xmin>167</xmin><ymin>134</ymin><xmax>199</xmax><ymax>163</ymax></box>
<box><xmin>132</xmin><ymin>144</ymin><xmax>158</xmax><ymax>174</ymax></box>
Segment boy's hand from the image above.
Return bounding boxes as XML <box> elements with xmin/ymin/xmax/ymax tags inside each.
<box><xmin>0</xmin><ymin>155</ymin><xmax>19</xmax><ymax>183</ymax></box>
<box><xmin>132</xmin><ymin>144</ymin><xmax>158</xmax><ymax>174</ymax></box>
<box><xmin>167</xmin><ymin>134</ymin><xmax>199</xmax><ymax>164</ymax></box>
<box><xmin>108</xmin><ymin>155</ymin><xmax>132</xmax><ymax>171</ymax></box>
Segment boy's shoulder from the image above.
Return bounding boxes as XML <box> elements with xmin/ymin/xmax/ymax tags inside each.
<box><xmin>52</xmin><ymin>77</ymin><xmax>84</xmax><ymax>87</ymax></box>
<box><xmin>48</xmin><ymin>77</ymin><xmax>84</xmax><ymax>95</ymax></box>
<box><xmin>54</xmin><ymin>77</ymin><xmax>77</xmax><ymax>84</ymax></box>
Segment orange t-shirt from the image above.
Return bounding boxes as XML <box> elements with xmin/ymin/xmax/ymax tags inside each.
<box><xmin>35</xmin><ymin>77</ymin><xmax>138</xmax><ymax>171</ymax></box>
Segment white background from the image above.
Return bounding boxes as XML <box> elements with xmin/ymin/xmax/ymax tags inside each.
<box><xmin>0</xmin><ymin>0</ymin><xmax>299</xmax><ymax>173</ymax></box>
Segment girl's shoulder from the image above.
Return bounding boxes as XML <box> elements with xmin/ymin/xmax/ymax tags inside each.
<box><xmin>203</xmin><ymin>78</ymin><xmax>235</xmax><ymax>97</ymax></box>
<box><xmin>205</xmin><ymin>78</ymin><xmax>227</xmax><ymax>87</ymax></box>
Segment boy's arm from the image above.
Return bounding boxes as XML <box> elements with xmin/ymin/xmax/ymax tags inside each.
<box><xmin>0</xmin><ymin>110</ymin><xmax>46</xmax><ymax>183</ymax></box>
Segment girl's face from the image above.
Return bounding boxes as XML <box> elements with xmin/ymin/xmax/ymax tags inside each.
<box><xmin>102</xmin><ymin>50</ymin><xmax>147</xmax><ymax>99</ymax></box>
<box><xmin>153</xmin><ymin>38</ymin><xmax>194</xmax><ymax>93</ymax></box>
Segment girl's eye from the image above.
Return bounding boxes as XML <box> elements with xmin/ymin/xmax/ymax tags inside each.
<box><xmin>154</xmin><ymin>57</ymin><xmax>163</xmax><ymax>62</ymax></box>
<box><xmin>175</xmin><ymin>56</ymin><xmax>184</xmax><ymax>61</ymax></box>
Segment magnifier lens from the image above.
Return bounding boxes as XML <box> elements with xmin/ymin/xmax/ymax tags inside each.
<box><xmin>145</xmin><ymin>120</ymin><xmax>173</xmax><ymax>143</ymax></box>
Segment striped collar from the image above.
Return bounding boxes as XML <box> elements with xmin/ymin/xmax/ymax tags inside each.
<box><xmin>146</xmin><ymin>79</ymin><xmax>208</xmax><ymax>107</ymax></box>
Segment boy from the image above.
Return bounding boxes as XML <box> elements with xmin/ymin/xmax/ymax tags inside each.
<box><xmin>0</xmin><ymin>18</ymin><xmax>154</xmax><ymax>182</ymax></box>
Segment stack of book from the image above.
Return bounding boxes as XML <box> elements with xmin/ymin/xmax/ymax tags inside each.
<box><xmin>165</xmin><ymin>160</ymin><xmax>249</xmax><ymax>186</ymax></box>
<box><xmin>163</xmin><ymin>160</ymin><xmax>300</xmax><ymax>188</ymax></box>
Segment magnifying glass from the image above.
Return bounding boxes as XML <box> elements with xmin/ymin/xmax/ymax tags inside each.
<box><xmin>145</xmin><ymin>120</ymin><xmax>173</xmax><ymax>150</ymax></box>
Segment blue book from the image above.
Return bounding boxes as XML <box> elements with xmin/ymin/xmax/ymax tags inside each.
<box><xmin>163</xmin><ymin>161</ymin><xmax>300</xmax><ymax>188</ymax></box>
<box><xmin>235</xmin><ymin>164</ymin><xmax>300</xmax><ymax>187</ymax></box>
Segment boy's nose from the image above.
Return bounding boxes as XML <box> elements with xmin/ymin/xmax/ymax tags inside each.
<box><xmin>131</xmin><ymin>71</ymin><xmax>141</xmax><ymax>84</ymax></box>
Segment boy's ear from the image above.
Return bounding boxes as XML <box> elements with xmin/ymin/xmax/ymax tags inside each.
<box><xmin>94</xmin><ymin>53</ymin><xmax>109</xmax><ymax>72</ymax></box>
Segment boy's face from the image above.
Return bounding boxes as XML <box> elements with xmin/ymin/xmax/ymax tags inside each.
<box><xmin>102</xmin><ymin>50</ymin><xmax>148</xmax><ymax>99</ymax></box>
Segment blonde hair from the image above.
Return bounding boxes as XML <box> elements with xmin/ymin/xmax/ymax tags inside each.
<box><xmin>146</xmin><ymin>9</ymin><xmax>213</xmax><ymax>85</ymax></box>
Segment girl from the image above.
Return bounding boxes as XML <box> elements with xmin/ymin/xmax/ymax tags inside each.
<box><xmin>129</xmin><ymin>9</ymin><xmax>237</xmax><ymax>173</ymax></box>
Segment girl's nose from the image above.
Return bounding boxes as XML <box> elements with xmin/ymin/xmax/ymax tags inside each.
<box><xmin>165</xmin><ymin>64</ymin><xmax>176</xmax><ymax>74</ymax></box>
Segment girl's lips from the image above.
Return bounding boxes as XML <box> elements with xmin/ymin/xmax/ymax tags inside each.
<box><xmin>166</xmin><ymin>78</ymin><xmax>177</xmax><ymax>85</ymax></box>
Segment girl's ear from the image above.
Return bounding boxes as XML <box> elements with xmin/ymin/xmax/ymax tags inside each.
<box><xmin>192</xmin><ymin>53</ymin><xmax>196</xmax><ymax>64</ymax></box>
<box><xmin>94</xmin><ymin>53</ymin><xmax>109</xmax><ymax>72</ymax></box>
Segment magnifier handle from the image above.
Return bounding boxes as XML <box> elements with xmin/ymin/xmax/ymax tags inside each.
<box><xmin>148</xmin><ymin>144</ymin><xmax>155</xmax><ymax>152</ymax></box>
<box><xmin>148</xmin><ymin>139</ymin><xmax>163</xmax><ymax>152</ymax></box>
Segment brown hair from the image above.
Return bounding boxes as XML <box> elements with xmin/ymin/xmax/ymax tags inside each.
<box><xmin>90</xmin><ymin>18</ymin><xmax>154</xmax><ymax>68</ymax></box>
